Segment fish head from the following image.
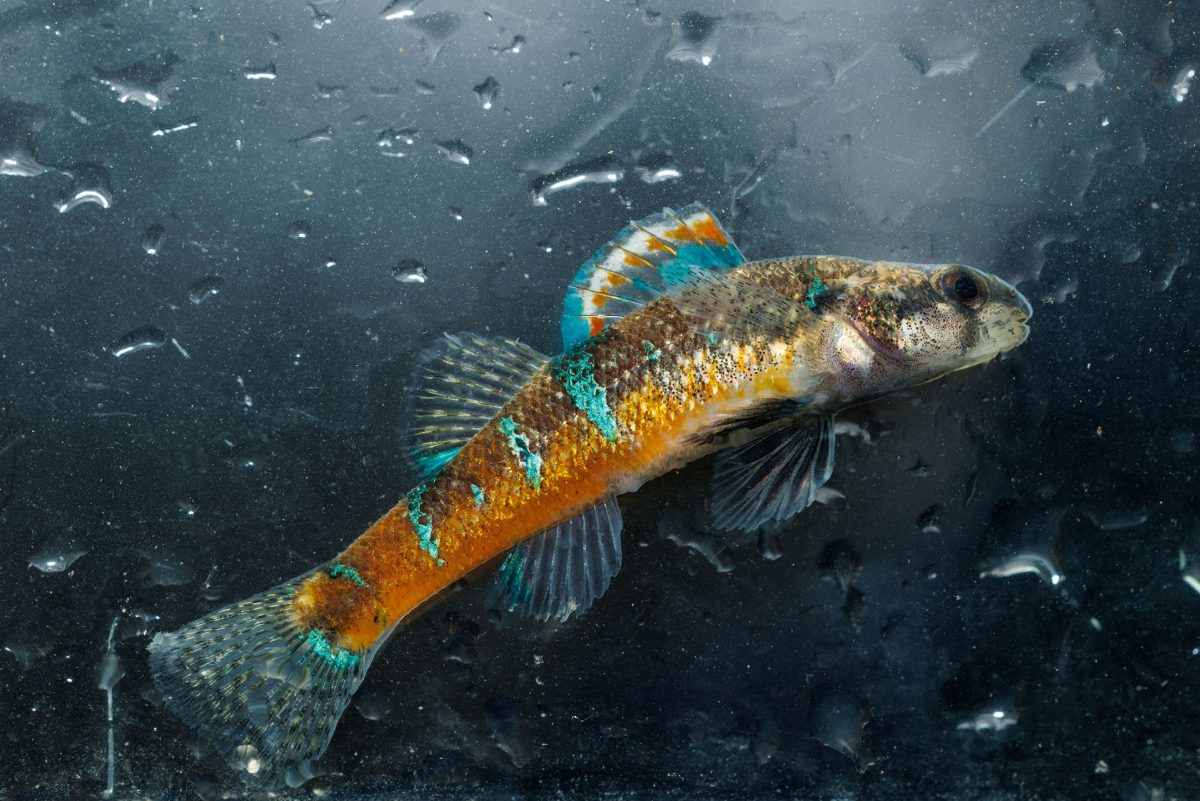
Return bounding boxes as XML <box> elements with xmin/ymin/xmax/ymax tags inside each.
<box><xmin>815</xmin><ymin>259</ymin><xmax>1032</xmax><ymax>393</ymax></box>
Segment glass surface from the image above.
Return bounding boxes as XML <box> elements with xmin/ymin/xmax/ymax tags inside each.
<box><xmin>1</xmin><ymin>0</ymin><xmax>1196</xmax><ymax>798</ymax></box>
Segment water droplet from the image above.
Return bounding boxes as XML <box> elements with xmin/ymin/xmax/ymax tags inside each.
<box><xmin>956</xmin><ymin>705</ymin><xmax>1018</xmax><ymax>732</ymax></box>
<box><xmin>1022</xmin><ymin>37</ymin><xmax>1105</xmax><ymax>91</ymax></box>
<box><xmin>315</xmin><ymin>83</ymin><xmax>346</xmax><ymax>99</ymax></box>
<box><xmin>1084</xmin><ymin>508</ymin><xmax>1148</xmax><ymax>531</ymax></box>
<box><xmin>809</xmin><ymin>687</ymin><xmax>872</xmax><ymax>769</ymax></box>
<box><xmin>817</xmin><ymin>539</ymin><xmax>862</xmax><ymax>592</ymax></box>
<box><xmin>489</xmin><ymin>34</ymin><xmax>524</xmax><ymax>54</ymax></box>
<box><xmin>150</xmin><ymin>116</ymin><xmax>199</xmax><ymax>137</ymax></box>
<box><xmin>590</xmin><ymin>84</ymin><xmax>602</xmax><ymax>102</ymax></box>
<box><xmin>377</xmin><ymin>126</ymin><xmax>417</xmax><ymax>157</ymax></box>
<box><xmin>659</xmin><ymin>510</ymin><xmax>733</xmax><ymax>573</ymax></box>
<box><xmin>97</xmin><ymin>651</ymin><xmax>125</xmax><ymax>691</ymax></box>
<box><xmin>981</xmin><ymin>547</ymin><xmax>1064</xmax><ymax>586</ymax></box>
<box><xmin>1170</xmin><ymin>427</ymin><xmax>1195</xmax><ymax>454</ymax></box>
<box><xmin>634</xmin><ymin>152</ymin><xmax>682</xmax><ymax>184</ymax></box>
<box><xmin>243</xmin><ymin>63</ymin><xmax>277</xmax><ymax>81</ymax></box>
<box><xmin>94</xmin><ymin>51</ymin><xmax>180</xmax><ymax>109</ymax></box>
<box><xmin>484</xmin><ymin>698</ymin><xmax>531</xmax><ymax>767</ymax></box>
<box><xmin>380</xmin><ymin>0</ymin><xmax>423</xmax><ymax>21</ymax></box>
<box><xmin>899</xmin><ymin>35</ymin><xmax>979</xmax><ymax>77</ymax></box>
<box><xmin>354</xmin><ymin>687</ymin><xmax>393</xmax><ymax>721</ymax></box>
<box><xmin>529</xmin><ymin>154</ymin><xmax>624</xmax><ymax>206</ymax></box>
<box><xmin>28</xmin><ymin>539</ymin><xmax>87</xmax><ymax>573</ymax></box>
<box><xmin>287</xmin><ymin>220</ymin><xmax>312</xmax><ymax>240</ymax></box>
<box><xmin>414</xmin><ymin>79</ymin><xmax>436</xmax><ymax>95</ymax></box>
<box><xmin>0</xmin><ymin>99</ymin><xmax>55</xmax><ymax>178</ymax></box>
<box><xmin>290</xmin><ymin>126</ymin><xmax>334</xmax><ymax>147</ymax></box>
<box><xmin>55</xmin><ymin>164</ymin><xmax>113</xmax><ymax>213</ymax></box>
<box><xmin>473</xmin><ymin>76</ymin><xmax>500</xmax><ymax>110</ymax></box>
<box><xmin>307</xmin><ymin>2</ymin><xmax>333</xmax><ymax>28</ymax></box>
<box><xmin>141</xmin><ymin>223</ymin><xmax>165</xmax><ymax>255</ymax></box>
<box><xmin>147</xmin><ymin>556</ymin><xmax>193</xmax><ymax>587</ymax></box>
<box><xmin>109</xmin><ymin>325</ymin><xmax>168</xmax><ymax>357</ymax></box>
<box><xmin>392</xmin><ymin>258</ymin><xmax>428</xmax><ymax>283</ymax></box>
<box><xmin>406</xmin><ymin>11</ymin><xmax>461</xmax><ymax>61</ymax></box>
<box><xmin>756</xmin><ymin>528</ymin><xmax>783</xmax><ymax>560</ymax></box>
<box><xmin>666</xmin><ymin>11</ymin><xmax>719</xmax><ymax>66</ymax></box>
<box><xmin>188</xmin><ymin>275</ymin><xmax>225</xmax><ymax>304</ymax></box>
<box><xmin>1153</xmin><ymin>242</ymin><xmax>1188</xmax><ymax>291</ymax></box>
<box><xmin>814</xmin><ymin>486</ymin><xmax>846</xmax><ymax>506</ymax></box>
<box><xmin>1170</xmin><ymin>65</ymin><xmax>1195</xmax><ymax>103</ymax></box>
<box><xmin>4</xmin><ymin>641</ymin><xmax>47</xmax><ymax>670</ymax></box>
<box><xmin>448</xmin><ymin>206</ymin><xmax>463</xmax><ymax>221</ymax></box>
<box><xmin>434</xmin><ymin>138</ymin><xmax>473</xmax><ymax>165</ymax></box>
<box><xmin>751</xmin><ymin>713</ymin><xmax>780</xmax><ymax>764</ymax></box>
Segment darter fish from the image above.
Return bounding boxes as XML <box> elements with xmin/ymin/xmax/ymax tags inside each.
<box><xmin>149</xmin><ymin>203</ymin><xmax>1032</xmax><ymax>787</ymax></box>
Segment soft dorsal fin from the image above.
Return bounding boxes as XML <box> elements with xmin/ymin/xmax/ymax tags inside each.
<box><xmin>492</xmin><ymin>497</ymin><xmax>623</xmax><ymax>622</ymax></box>
<box><xmin>404</xmin><ymin>332</ymin><xmax>548</xmax><ymax>480</ymax></box>
<box><xmin>560</xmin><ymin>203</ymin><xmax>744</xmax><ymax>349</ymax></box>
<box><xmin>709</xmin><ymin>415</ymin><xmax>837</xmax><ymax>533</ymax></box>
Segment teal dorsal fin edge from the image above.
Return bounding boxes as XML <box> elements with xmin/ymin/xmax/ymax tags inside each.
<box><xmin>403</xmin><ymin>332</ymin><xmax>549</xmax><ymax>480</ymax></box>
<box><xmin>560</xmin><ymin>203</ymin><xmax>744</xmax><ymax>349</ymax></box>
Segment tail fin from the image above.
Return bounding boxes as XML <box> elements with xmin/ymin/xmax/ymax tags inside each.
<box><xmin>148</xmin><ymin>571</ymin><xmax>382</xmax><ymax>789</ymax></box>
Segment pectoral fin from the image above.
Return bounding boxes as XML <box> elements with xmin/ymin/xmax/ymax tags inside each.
<box><xmin>710</xmin><ymin>415</ymin><xmax>837</xmax><ymax>533</ymax></box>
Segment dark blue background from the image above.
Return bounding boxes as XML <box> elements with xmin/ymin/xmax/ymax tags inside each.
<box><xmin>1</xmin><ymin>0</ymin><xmax>1197</xmax><ymax>797</ymax></box>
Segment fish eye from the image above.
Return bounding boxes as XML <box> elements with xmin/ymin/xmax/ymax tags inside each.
<box><xmin>939</xmin><ymin>269</ymin><xmax>987</xmax><ymax>310</ymax></box>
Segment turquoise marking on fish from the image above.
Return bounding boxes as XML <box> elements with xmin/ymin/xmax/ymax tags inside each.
<box><xmin>327</xmin><ymin>564</ymin><xmax>368</xmax><ymax>587</ymax></box>
<box><xmin>301</xmin><ymin>628</ymin><xmax>360</xmax><ymax>671</ymax></box>
<box><xmin>806</xmin><ymin>277</ymin><xmax>830</xmax><ymax>309</ymax></box>
<box><xmin>498</xmin><ymin>549</ymin><xmax>531</xmax><ymax>608</ymax></box>
<box><xmin>406</xmin><ymin>483</ymin><xmax>440</xmax><ymax>561</ymax></box>
<box><xmin>499</xmin><ymin>417</ymin><xmax>544</xmax><ymax>489</ymax></box>
<box><xmin>643</xmin><ymin>341</ymin><xmax>661</xmax><ymax>363</ymax></box>
<box><xmin>551</xmin><ymin>347</ymin><xmax>619</xmax><ymax>443</ymax></box>
<box><xmin>660</xmin><ymin>244</ymin><xmax>738</xmax><ymax>286</ymax></box>
<box><xmin>471</xmin><ymin>484</ymin><xmax>485</xmax><ymax>506</ymax></box>
<box><xmin>414</xmin><ymin>448</ymin><xmax>458</xmax><ymax>480</ymax></box>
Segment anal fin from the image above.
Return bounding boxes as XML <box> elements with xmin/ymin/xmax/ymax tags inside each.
<box><xmin>493</xmin><ymin>497</ymin><xmax>623</xmax><ymax>622</ymax></box>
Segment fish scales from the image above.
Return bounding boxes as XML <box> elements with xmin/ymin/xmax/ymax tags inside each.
<box><xmin>294</xmin><ymin>265</ymin><xmax>811</xmax><ymax>649</ymax></box>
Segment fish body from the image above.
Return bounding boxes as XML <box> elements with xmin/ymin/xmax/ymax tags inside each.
<box><xmin>149</xmin><ymin>204</ymin><xmax>1031</xmax><ymax>788</ymax></box>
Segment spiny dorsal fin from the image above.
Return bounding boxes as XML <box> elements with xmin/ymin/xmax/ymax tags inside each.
<box><xmin>560</xmin><ymin>203</ymin><xmax>743</xmax><ymax>349</ymax></box>
<box><xmin>404</xmin><ymin>332</ymin><xmax>548</xmax><ymax>480</ymax></box>
<box><xmin>709</xmin><ymin>414</ymin><xmax>837</xmax><ymax>533</ymax></box>
<box><xmin>492</xmin><ymin>497</ymin><xmax>623</xmax><ymax>622</ymax></box>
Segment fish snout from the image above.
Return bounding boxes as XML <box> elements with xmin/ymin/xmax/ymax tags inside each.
<box><xmin>992</xmin><ymin>274</ymin><xmax>1033</xmax><ymax>324</ymax></box>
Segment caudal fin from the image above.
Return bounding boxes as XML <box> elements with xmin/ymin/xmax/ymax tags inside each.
<box><xmin>148</xmin><ymin>571</ymin><xmax>380</xmax><ymax>788</ymax></box>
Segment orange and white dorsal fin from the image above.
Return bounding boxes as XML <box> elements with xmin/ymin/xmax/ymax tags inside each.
<box><xmin>560</xmin><ymin>203</ymin><xmax>744</xmax><ymax>349</ymax></box>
